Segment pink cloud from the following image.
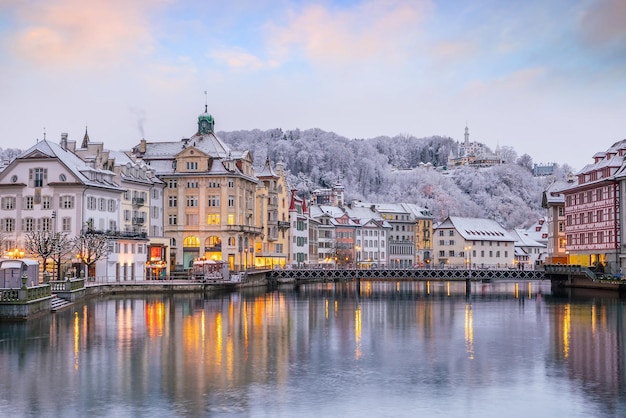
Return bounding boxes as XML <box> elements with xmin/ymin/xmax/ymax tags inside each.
<box><xmin>6</xmin><ymin>0</ymin><xmax>166</xmax><ymax>69</ymax></box>
<box><xmin>266</xmin><ymin>0</ymin><xmax>433</xmax><ymax>67</ymax></box>
<box><xmin>579</xmin><ymin>0</ymin><xmax>626</xmax><ymax>46</ymax></box>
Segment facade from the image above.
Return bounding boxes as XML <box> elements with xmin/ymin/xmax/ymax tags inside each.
<box><xmin>132</xmin><ymin>108</ymin><xmax>261</xmax><ymax>271</ymax></box>
<box><xmin>433</xmin><ymin>216</ymin><xmax>516</xmax><ymax>268</ymax></box>
<box><xmin>309</xmin><ymin>205</ymin><xmax>340</xmax><ymax>266</ymax></box>
<box><xmin>354</xmin><ymin>202</ymin><xmax>414</xmax><ymax>268</ymax></box>
<box><xmin>70</xmin><ymin>134</ymin><xmax>169</xmax><ymax>279</ymax></box>
<box><xmin>561</xmin><ymin>140</ymin><xmax>626</xmax><ymax>273</ymax></box>
<box><xmin>542</xmin><ymin>179</ymin><xmax>570</xmax><ymax>265</ymax></box>
<box><xmin>344</xmin><ymin>204</ymin><xmax>390</xmax><ymax>267</ymax></box>
<box><xmin>401</xmin><ymin>203</ymin><xmax>434</xmax><ymax>266</ymax></box>
<box><xmin>254</xmin><ymin>157</ymin><xmax>290</xmax><ymax>269</ymax></box>
<box><xmin>288</xmin><ymin>191</ymin><xmax>309</xmax><ymax>266</ymax></box>
<box><xmin>510</xmin><ymin>229</ymin><xmax>546</xmax><ymax>269</ymax></box>
<box><xmin>0</xmin><ymin>138</ymin><xmax>150</xmax><ymax>281</ymax></box>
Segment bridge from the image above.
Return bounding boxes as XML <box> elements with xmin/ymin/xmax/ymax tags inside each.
<box><xmin>268</xmin><ymin>267</ymin><xmax>545</xmax><ymax>283</ymax></box>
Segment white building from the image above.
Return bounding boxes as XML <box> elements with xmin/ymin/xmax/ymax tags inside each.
<box><xmin>510</xmin><ymin>229</ymin><xmax>546</xmax><ymax>269</ymax></box>
<box><xmin>0</xmin><ymin>138</ymin><xmax>148</xmax><ymax>281</ymax></box>
<box><xmin>433</xmin><ymin>216</ymin><xmax>516</xmax><ymax>268</ymax></box>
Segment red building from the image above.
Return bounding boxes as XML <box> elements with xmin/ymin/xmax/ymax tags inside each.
<box><xmin>562</xmin><ymin>140</ymin><xmax>626</xmax><ymax>273</ymax></box>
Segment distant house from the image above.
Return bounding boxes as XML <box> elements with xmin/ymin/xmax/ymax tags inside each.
<box><xmin>510</xmin><ymin>229</ymin><xmax>546</xmax><ymax>269</ymax></box>
<box><xmin>433</xmin><ymin>216</ymin><xmax>516</xmax><ymax>268</ymax></box>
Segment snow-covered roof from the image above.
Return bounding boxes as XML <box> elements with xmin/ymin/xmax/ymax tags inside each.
<box><xmin>435</xmin><ymin>216</ymin><xmax>515</xmax><ymax>242</ymax></box>
<box><xmin>12</xmin><ymin>140</ymin><xmax>123</xmax><ymax>191</ymax></box>
<box><xmin>510</xmin><ymin>228</ymin><xmax>545</xmax><ymax>248</ymax></box>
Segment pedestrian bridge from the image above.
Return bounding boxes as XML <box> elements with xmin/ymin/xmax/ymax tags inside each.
<box><xmin>268</xmin><ymin>267</ymin><xmax>545</xmax><ymax>283</ymax></box>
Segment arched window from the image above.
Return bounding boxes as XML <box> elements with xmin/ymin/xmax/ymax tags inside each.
<box><xmin>183</xmin><ymin>236</ymin><xmax>200</xmax><ymax>247</ymax></box>
<box><xmin>205</xmin><ymin>236</ymin><xmax>222</xmax><ymax>252</ymax></box>
<box><xmin>228</xmin><ymin>237</ymin><xmax>236</xmax><ymax>246</ymax></box>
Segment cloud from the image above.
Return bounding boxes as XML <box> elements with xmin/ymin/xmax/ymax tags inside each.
<box><xmin>578</xmin><ymin>0</ymin><xmax>626</xmax><ymax>47</ymax></box>
<box><xmin>4</xmin><ymin>0</ymin><xmax>167</xmax><ymax>70</ymax></box>
<box><xmin>264</xmin><ymin>0</ymin><xmax>433</xmax><ymax>68</ymax></box>
<box><xmin>210</xmin><ymin>48</ymin><xmax>267</xmax><ymax>71</ymax></box>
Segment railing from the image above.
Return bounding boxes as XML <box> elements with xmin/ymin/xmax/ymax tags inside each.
<box><xmin>132</xmin><ymin>197</ymin><xmax>145</xmax><ymax>206</ymax></box>
<box><xmin>50</xmin><ymin>278</ymin><xmax>86</xmax><ymax>292</ymax></box>
<box><xmin>269</xmin><ymin>267</ymin><xmax>545</xmax><ymax>282</ymax></box>
<box><xmin>0</xmin><ymin>284</ymin><xmax>51</xmax><ymax>302</ymax></box>
<box><xmin>132</xmin><ymin>217</ymin><xmax>145</xmax><ymax>225</ymax></box>
<box><xmin>544</xmin><ymin>264</ymin><xmax>596</xmax><ymax>280</ymax></box>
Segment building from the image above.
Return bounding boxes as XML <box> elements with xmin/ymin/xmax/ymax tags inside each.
<box><xmin>132</xmin><ymin>107</ymin><xmax>261</xmax><ymax>271</ymax></box>
<box><xmin>542</xmin><ymin>176</ymin><xmax>576</xmax><ymax>266</ymax></box>
<box><xmin>401</xmin><ymin>203</ymin><xmax>434</xmax><ymax>266</ymax></box>
<box><xmin>309</xmin><ymin>204</ymin><xmax>341</xmax><ymax>266</ymax></box>
<box><xmin>561</xmin><ymin>140</ymin><xmax>626</xmax><ymax>273</ymax></box>
<box><xmin>510</xmin><ymin>228</ymin><xmax>546</xmax><ymax>269</ymax></box>
<box><xmin>69</xmin><ymin>132</ymin><xmax>169</xmax><ymax>279</ymax></box>
<box><xmin>288</xmin><ymin>190</ymin><xmax>309</xmax><ymax>266</ymax></box>
<box><xmin>353</xmin><ymin>202</ymin><xmax>414</xmax><ymax>268</ymax></box>
<box><xmin>433</xmin><ymin>216</ymin><xmax>516</xmax><ymax>268</ymax></box>
<box><xmin>254</xmin><ymin>157</ymin><xmax>290</xmax><ymax>269</ymax></box>
<box><xmin>344</xmin><ymin>204</ymin><xmax>391</xmax><ymax>267</ymax></box>
<box><xmin>448</xmin><ymin>125</ymin><xmax>503</xmax><ymax>168</ymax></box>
<box><xmin>0</xmin><ymin>138</ymin><xmax>149</xmax><ymax>281</ymax></box>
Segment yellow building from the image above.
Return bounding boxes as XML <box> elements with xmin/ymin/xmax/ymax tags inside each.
<box><xmin>132</xmin><ymin>108</ymin><xmax>261</xmax><ymax>271</ymax></box>
<box><xmin>254</xmin><ymin>157</ymin><xmax>290</xmax><ymax>268</ymax></box>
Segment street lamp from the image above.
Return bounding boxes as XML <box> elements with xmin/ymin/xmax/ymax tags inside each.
<box><xmin>464</xmin><ymin>246</ymin><xmax>472</xmax><ymax>270</ymax></box>
<box><xmin>355</xmin><ymin>245</ymin><xmax>361</xmax><ymax>269</ymax></box>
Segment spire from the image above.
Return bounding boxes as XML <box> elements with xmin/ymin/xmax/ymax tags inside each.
<box><xmin>289</xmin><ymin>190</ymin><xmax>297</xmax><ymax>211</ymax></box>
<box><xmin>464</xmin><ymin>123</ymin><xmax>469</xmax><ymax>146</ymax></box>
<box><xmin>81</xmin><ymin>126</ymin><xmax>90</xmax><ymax>148</ymax></box>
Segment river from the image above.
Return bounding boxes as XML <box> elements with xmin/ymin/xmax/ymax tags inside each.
<box><xmin>0</xmin><ymin>280</ymin><xmax>625</xmax><ymax>417</ymax></box>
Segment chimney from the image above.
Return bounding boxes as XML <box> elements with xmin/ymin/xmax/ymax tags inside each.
<box><xmin>60</xmin><ymin>132</ymin><xmax>68</xmax><ymax>150</ymax></box>
<box><xmin>139</xmin><ymin>138</ymin><xmax>147</xmax><ymax>154</ymax></box>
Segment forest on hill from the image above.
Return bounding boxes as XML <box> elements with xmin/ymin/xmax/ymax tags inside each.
<box><xmin>219</xmin><ymin>128</ymin><xmax>573</xmax><ymax>230</ymax></box>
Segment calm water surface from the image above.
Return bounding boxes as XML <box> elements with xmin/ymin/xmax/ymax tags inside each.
<box><xmin>1</xmin><ymin>281</ymin><xmax>625</xmax><ymax>417</ymax></box>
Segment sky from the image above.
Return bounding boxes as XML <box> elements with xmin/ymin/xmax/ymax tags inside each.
<box><xmin>0</xmin><ymin>0</ymin><xmax>625</xmax><ymax>172</ymax></box>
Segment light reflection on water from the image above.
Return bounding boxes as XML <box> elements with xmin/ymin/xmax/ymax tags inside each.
<box><xmin>0</xmin><ymin>281</ymin><xmax>625</xmax><ymax>417</ymax></box>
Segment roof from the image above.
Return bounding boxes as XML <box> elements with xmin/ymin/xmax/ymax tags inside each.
<box><xmin>435</xmin><ymin>216</ymin><xmax>515</xmax><ymax>242</ymax></box>
<box><xmin>12</xmin><ymin>140</ymin><xmax>123</xmax><ymax>191</ymax></box>
<box><xmin>510</xmin><ymin>229</ymin><xmax>545</xmax><ymax>248</ymax></box>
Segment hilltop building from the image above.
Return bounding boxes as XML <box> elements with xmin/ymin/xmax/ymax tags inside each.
<box><xmin>447</xmin><ymin>125</ymin><xmax>503</xmax><ymax>168</ymax></box>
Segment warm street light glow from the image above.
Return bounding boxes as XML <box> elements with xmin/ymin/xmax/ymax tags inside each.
<box><xmin>7</xmin><ymin>248</ymin><xmax>24</xmax><ymax>259</ymax></box>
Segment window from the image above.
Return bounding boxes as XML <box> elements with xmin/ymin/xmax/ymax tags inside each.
<box><xmin>1</xmin><ymin>197</ymin><xmax>15</xmax><ymax>210</ymax></box>
<box><xmin>186</xmin><ymin>161</ymin><xmax>198</xmax><ymax>170</ymax></box>
<box><xmin>186</xmin><ymin>195</ymin><xmax>198</xmax><ymax>207</ymax></box>
<box><xmin>448</xmin><ymin>230</ymin><xmax>454</xmax><ymax>236</ymax></box>
<box><xmin>41</xmin><ymin>217</ymin><xmax>51</xmax><ymax>232</ymax></box>
<box><xmin>2</xmin><ymin>218</ymin><xmax>15</xmax><ymax>232</ymax></box>
<box><xmin>168</xmin><ymin>196</ymin><xmax>177</xmax><ymax>207</ymax></box>
<box><xmin>124</xmin><ymin>190</ymin><xmax>130</xmax><ymax>200</ymax></box>
<box><xmin>208</xmin><ymin>195</ymin><xmax>220</xmax><ymax>207</ymax></box>
<box><xmin>227</xmin><ymin>214</ymin><xmax>235</xmax><ymax>225</ymax></box>
<box><xmin>62</xmin><ymin>217</ymin><xmax>71</xmax><ymax>232</ymax></box>
<box><xmin>24</xmin><ymin>196</ymin><xmax>34</xmax><ymax>210</ymax></box>
<box><xmin>31</xmin><ymin>168</ymin><xmax>47</xmax><ymax>187</ymax></box>
<box><xmin>168</xmin><ymin>179</ymin><xmax>177</xmax><ymax>188</ymax></box>
<box><xmin>168</xmin><ymin>215</ymin><xmax>177</xmax><ymax>225</ymax></box>
<box><xmin>448</xmin><ymin>250</ymin><xmax>455</xmax><ymax>257</ymax></box>
<box><xmin>228</xmin><ymin>195</ymin><xmax>235</xmax><ymax>207</ymax></box>
<box><xmin>109</xmin><ymin>220</ymin><xmax>117</xmax><ymax>231</ymax></box>
<box><xmin>42</xmin><ymin>196</ymin><xmax>51</xmax><ymax>209</ymax></box>
<box><xmin>207</xmin><ymin>214</ymin><xmax>220</xmax><ymax>225</ymax></box>
<box><xmin>439</xmin><ymin>251</ymin><xmax>445</xmax><ymax>257</ymax></box>
<box><xmin>187</xmin><ymin>181</ymin><xmax>198</xmax><ymax>188</ymax></box>
<box><xmin>87</xmin><ymin>197</ymin><xmax>96</xmax><ymax>210</ymax></box>
<box><xmin>23</xmin><ymin>217</ymin><xmax>34</xmax><ymax>232</ymax></box>
<box><xmin>60</xmin><ymin>196</ymin><xmax>74</xmax><ymax>209</ymax></box>
<box><xmin>186</xmin><ymin>214</ymin><xmax>199</xmax><ymax>225</ymax></box>
<box><xmin>228</xmin><ymin>179</ymin><xmax>234</xmax><ymax>188</ymax></box>
<box><xmin>108</xmin><ymin>199</ymin><xmax>116</xmax><ymax>212</ymax></box>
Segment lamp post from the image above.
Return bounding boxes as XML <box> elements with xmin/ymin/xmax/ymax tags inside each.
<box><xmin>355</xmin><ymin>245</ymin><xmax>361</xmax><ymax>269</ymax></box>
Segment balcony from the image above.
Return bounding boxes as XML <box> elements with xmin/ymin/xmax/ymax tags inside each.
<box><xmin>278</xmin><ymin>221</ymin><xmax>290</xmax><ymax>229</ymax></box>
<box><xmin>225</xmin><ymin>225</ymin><xmax>263</xmax><ymax>235</ymax></box>
<box><xmin>132</xmin><ymin>197</ymin><xmax>145</xmax><ymax>207</ymax></box>
<box><xmin>132</xmin><ymin>217</ymin><xmax>145</xmax><ymax>225</ymax></box>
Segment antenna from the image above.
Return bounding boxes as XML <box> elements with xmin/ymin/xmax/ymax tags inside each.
<box><xmin>204</xmin><ymin>90</ymin><xmax>208</xmax><ymax>113</ymax></box>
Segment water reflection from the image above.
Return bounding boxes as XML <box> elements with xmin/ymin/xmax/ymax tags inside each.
<box><xmin>0</xmin><ymin>282</ymin><xmax>624</xmax><ymax>417</ymax></box>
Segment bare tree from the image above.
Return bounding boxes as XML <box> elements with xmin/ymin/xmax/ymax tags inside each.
<box><xmin>25</xmin><ymin>231</ymin><xmax>56</xmax><ymax>272</ymax></box>
<box><xmin>73</xmin><ymin>232</ymin><xmax>109</xmax><ymax>279</ymax></box>
<box><xmin>52</xmin><ymin>232</ymin><xmax>74</xmax><ymax>280</ymax></box>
